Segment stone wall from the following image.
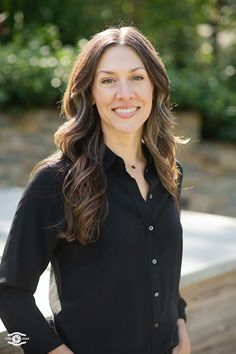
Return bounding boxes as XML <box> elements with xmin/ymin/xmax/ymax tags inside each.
<box><xmin>175</xmin><ymin>112</ymin><xmax>236</xmax><ymax>217</ymax></box>
<box><xmin>0</xmin><ymin>109</ymin><xmax>61</xmax><ymax>187</ymax></box>
<box><xmin>0</xmin><ymin>110</ymin><xmax>235</xmax><ymax>217</ymax></box>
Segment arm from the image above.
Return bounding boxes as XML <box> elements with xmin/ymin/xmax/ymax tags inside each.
<box><xmin>176</xmin><ymin>160</ymin><xmax>188</xmax><ymax>321</ymax></box>
<box><xmin>0</xmin><ymin>165</ymin><xmax>65</xmax><ymax>354</ymax></box>
<box><xmin>172</xmin><ymin>319</ymin><xmax>192</xmax><ymax>354</ymax></box>
<box><xmin>174</xmin><ymin>161</ymin><xmax>191</xmax><ymax>353</ymax></box>
<box><xmin>177</xmin><ymin>294</ymin><xmax>187</xmax><ymax>322</ymax></box>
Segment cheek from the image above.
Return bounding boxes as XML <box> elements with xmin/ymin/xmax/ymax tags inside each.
<box><xmin>140</xmin><ymin>83</ymin><xmax>153</xmax><ymax>100</ymax></box>
<box><xmin>93</xmin><ymin>90</ymin><xmax>111</xmax><ymax>108</ymax></box>
<box><xmin>142</xmin><ymin>91</ymin><xmax>153</xmax><ymax>108</ymax></box>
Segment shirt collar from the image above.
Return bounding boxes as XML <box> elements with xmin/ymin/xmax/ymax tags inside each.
<box><xmin>103</xmin><ymin>145</ymin><xmax>120</xmax><ymax>170</ymax></box>
<box><xmin>103</xmin><ymin>143</ymin><xmax>154</xmax><ymax>171</ymax></box>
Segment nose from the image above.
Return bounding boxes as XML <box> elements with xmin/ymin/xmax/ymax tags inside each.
<box><xmin>115</xmin><ymin>80</ymin><xmax>135</xmax><ymax>100</ymax></box>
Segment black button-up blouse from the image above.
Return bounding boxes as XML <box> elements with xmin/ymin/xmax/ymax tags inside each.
<box><xmin>0</xmin><ymin>143</ymin><xmax>187</xmax><ymax>354</ymax></box>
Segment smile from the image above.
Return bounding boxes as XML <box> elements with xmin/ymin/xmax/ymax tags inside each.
<box><xmin>114</xmin><ymin>107</ymin><xmax>137</xmax><ymax>113</ymax></box>
<box><xmin>112</xmin><ymin>107</ymin><xmax>140</xmax><ymax>119</ymax></box>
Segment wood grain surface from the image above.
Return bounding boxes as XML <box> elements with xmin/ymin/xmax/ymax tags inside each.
<box><xmin>182</xmin><ymin>270</ymin><xmax>236</xmax><ymax>354</ymax></box>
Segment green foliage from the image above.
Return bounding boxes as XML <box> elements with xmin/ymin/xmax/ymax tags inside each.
<box><xmin>0</xmin><ymin>0</ymin><xmax>236</xmax><ymax>140</ymax></box>
<box><xmin>169</xmin><ymin>66</ymin><xmax>236</xmax><ymax>140</ymax></box>
<box><xmin>0</xmin><ymin>23</ymin><xmax>78</xmax><ymax>111</ymax></box>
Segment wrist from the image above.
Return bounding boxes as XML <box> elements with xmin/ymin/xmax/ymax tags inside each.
<box><xmin>48</xmin><ymin>344</ymin><xmax>74</xmax><ymax>354</ymax></box>
<box><xmin>177</xmin><ymin>318</ymin><xmax>186</xmax><ymax>327</ymax></box>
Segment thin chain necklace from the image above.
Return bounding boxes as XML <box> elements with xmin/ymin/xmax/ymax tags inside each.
<box><xmin>124</xmin><ymin>162</ymin><xmax>137</xmax><ymax>170</ymax></box>
<box><xmin>125</xmin><ymin>159</ymin><xmax>145</xmax><ymax>170</ymax></box>
<box><xmin>124</xmin><ymin>154</ymin><xmax>146</xmax><ymax>171</ymax></box>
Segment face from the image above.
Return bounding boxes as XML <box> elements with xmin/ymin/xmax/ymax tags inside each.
<box><xmin>91</xmin><ymin>45</ymin><xmax>154</xmax><ymax>138</ymax></box>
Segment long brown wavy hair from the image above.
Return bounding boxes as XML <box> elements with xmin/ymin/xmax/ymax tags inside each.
<box><xmin>31</xmin><ymin>26</ymin><xmax>187</xmax><ymax>245</ymax></box>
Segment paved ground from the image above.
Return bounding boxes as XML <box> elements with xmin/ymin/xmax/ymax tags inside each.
<box><xmin>0</xmin><ymin>188</ymin><xmax>236</xmax><ymax>336</ymax></box>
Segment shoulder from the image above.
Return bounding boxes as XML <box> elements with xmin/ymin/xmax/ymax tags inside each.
<box><xmin>24</xmin><ymin>159</ymin><xmax>70</xmax><ymax>200</ymax></box>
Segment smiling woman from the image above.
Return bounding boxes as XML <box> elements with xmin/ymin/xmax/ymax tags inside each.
<box><xmin>91</xmin><ymin>46</ymin><xmax>154</xmax><ymax>136</ymax></box>
<box><xmin>0</xmin><ymin>26</ymin><xmax>191</xmax><ymax>354</ymax></box>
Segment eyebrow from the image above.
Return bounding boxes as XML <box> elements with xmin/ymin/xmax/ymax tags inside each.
<box><xmin>96</xmin><ymin>66</ymin><xmax>146</xmax><ymax>77</ymax></box>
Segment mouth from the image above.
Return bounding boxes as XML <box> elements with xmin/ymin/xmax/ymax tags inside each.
<box><xmin>112</xmin><ymin>106</ymin><xmax>140</xmax><ymax>119</ymax></box>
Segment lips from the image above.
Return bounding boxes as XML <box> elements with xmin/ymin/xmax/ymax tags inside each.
<box><xmin>112</xmin><ymin>106</ymin><xmax>140</xmax><ymax>119</ymax></box>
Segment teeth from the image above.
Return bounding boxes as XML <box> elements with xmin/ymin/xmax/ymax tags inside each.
<box><xmin>114</xmin><ymin>107</ymin><xmax>137</xmax><ymax>113</ymax></box>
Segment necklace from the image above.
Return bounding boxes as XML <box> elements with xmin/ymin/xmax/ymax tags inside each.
<box><xmin>124</xmin><ymin>155</ymin><xmax>145</xmax><ymax>170</ymax></box>
<box><xmin>125</xmin><ymin>163</ymin><xmax>137</xmax><ymax>170</ymax></box>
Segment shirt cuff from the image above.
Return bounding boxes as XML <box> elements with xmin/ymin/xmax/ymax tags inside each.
<box><xmin>178</xmin><ymin>295</ymin><xmax>187</xmax><ymax>322</ymax></box>
<box><xmin>21</xmin><ymin>321</ymin><xmax>63</xmax><ymax>354</ymax></box>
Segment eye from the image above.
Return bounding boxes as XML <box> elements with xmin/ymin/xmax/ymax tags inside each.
<box><xmin>101</xmin><ymin>78</ymin><xmax>114</xmax><ymax>84</ymax></box>
<box><xmin>132</xmin><ymin>75</ymin><xmax>144</xmax><ymax>81</ymax></box>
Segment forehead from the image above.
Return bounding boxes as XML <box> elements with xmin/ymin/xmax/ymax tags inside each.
<box><xmin>95</xmin><ymin>45</ymin><xmax>144</xmax><ymax>71</ymax></box>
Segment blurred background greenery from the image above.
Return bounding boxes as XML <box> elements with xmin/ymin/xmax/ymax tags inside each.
<box><xmin>0</xmin><ymin>0</ymin><xmax>235</xmax><ymax>141</ymax></box>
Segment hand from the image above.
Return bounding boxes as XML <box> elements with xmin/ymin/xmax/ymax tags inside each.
<box><xmin>48</xmin><ymin>344</ymin><xmax>75</xmax><ymax>354</ymax></box>
<box><xmin>172</xmin><ymin>319</ymin><xmax>191</xmax><ymax>354</ymax></box>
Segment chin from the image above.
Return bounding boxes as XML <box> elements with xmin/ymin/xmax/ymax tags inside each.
<box><xmin>113</xmin><ymin>123</ymin><xmax>144</xmax><ymax>134</ymax></box>
<box><xmin>116</xmin><ymin>128</ymin><xmax>141</xmax><ymax>135</ymax></box>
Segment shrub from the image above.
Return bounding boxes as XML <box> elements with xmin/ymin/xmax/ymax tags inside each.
<box><xmin>0</xmin><ymin>23</ymin><xmax>79</xmax><ymax>112</ymax></box>
<box><xmin>169</xmin><ymin>66</ymin><xmax>236</xmax><ymax>141</ymax></box>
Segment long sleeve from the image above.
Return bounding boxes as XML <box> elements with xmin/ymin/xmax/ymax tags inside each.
<box><xmin>177</xmin><ymin>295</ymin><xmax>187</xmax><ymax>322</ymax></box>
<box><xmin>0</xmin><ymin>165</ymin><xmax>65</xmax><ymax>353</ymax></box>
<box><xmin>176</xmin><ymin>160</ymin><xmax>188</xmax><ymax>322</ymax></box>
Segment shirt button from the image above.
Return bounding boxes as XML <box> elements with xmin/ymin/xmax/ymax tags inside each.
<box><xmin>154</xmin><ymin>292</ymin><xmax>159</xmax><ymax>297</ymax></box>
<box><xmin>149</xmin><ymin>225</ymin><xmax>154</xmax><ymax>231</ymax></box>
<box><xmin>149</xmin><ymin>193</ymin><xmax>153</xmax><ymax>199</ymax></box>
<box><xmin>154</xmin><ymin>322</ymin><xmax>159</xmax><ymax>328</ymax></box>
<box><xmin>152</xmin><ymin>259</ymin><xmax>157</xmax><ymax>264</ymax></box>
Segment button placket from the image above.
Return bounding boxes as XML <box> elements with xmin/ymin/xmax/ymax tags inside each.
<box><xmin>147</xmin><ymin>217</ymin><xmax>160</xmax><ymax>335</ymax></box>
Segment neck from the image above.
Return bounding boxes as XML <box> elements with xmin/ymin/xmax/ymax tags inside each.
<box><xmin>103</xmin><ymin>132</ymin><xmax>145</xmax><ymax>167</ymax></box>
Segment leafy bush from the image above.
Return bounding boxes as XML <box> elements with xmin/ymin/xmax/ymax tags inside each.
<box><xmin>0</xmin><ymin>21</ymin><xmax>236</xmax><ymax>141</ymax></box>
<box><xmin>169</xmin><ymin>66</ymin><xmax>236</xmax><ymax>141</ymax></box>
<box><xmin>0</xmin><ymin>23</ymin><xmax>79</xmax><ymax>112</ymax></box>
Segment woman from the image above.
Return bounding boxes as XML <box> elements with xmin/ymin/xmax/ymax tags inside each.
<box><xmin>0</xmin><ymin>26</ymin><xmax>191</xmax><ymax>354</ymax></box>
